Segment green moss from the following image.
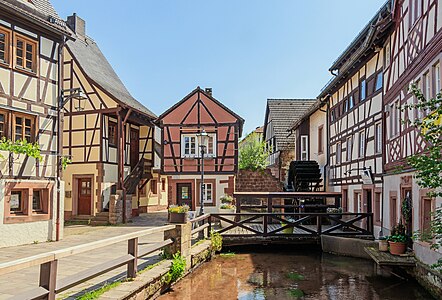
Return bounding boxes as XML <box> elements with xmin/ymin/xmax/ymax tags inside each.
<box><xmin>288</xmin><ymin>288</ymin><xmax>304</xmax><ymax>298</ymax></box>
<box><xmin>77</xmin><ymin>281</ymin><xmax>122</xmax><ymax>300</ymax></box>
<box><xmin>287</xmin><ymin>272</ymin><xmax>305</xmax><ymax>281</ymax></box>
<box><xmin>220</xmin><ymin>252</ymin><xmax>236</xmax><ymax>258</ymax></box>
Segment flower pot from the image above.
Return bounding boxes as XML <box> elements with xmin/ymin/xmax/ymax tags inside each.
<box><xmin>388</xmin><ymin>241</ymin><xmax>406</xmax><ymax>255</ymax></box>
<box><xmin>219</xmin><ymin>208</ymin><xmax>235</xmax><ymax>228</ymax></box>
<box><xmin>280</xmin><ymin>222</ymin><xmax>293</xmax><ymax>234</ymax></box>
<box><xmin>378</xmin><ymin>240</ymin><xmax>388</xmax><ymax>252</ymax></box>
<box><xmin>168</xmin><ymin>212</ymin><xmax>187</xmax><ymax>224</ymax></box>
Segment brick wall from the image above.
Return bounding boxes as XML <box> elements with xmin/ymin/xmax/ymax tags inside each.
<box><xmin>236</xmin><ymin>169</ymin><xmax>284</xmax><ymax>192</ymax></box>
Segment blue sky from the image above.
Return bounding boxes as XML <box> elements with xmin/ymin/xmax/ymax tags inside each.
<box><xmin>52</xmin><ymin>0</ymin><xmax>386</xmax><ymax>135</ymax></box>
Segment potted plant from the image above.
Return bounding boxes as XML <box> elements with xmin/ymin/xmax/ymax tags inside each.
<box><xmin>378</xmin><ymin>236</ymin><xmax>389</xmax><ymax>252</ymax></box>
<box><xmin>387</xmin><ymin>223</ymin><xmax>408</xmax><ymax>255</ymax></box>
<box><xmin>219</xmin><ymin>195</ymin><xmax>235</xmax><ymax>228</ymax></box>
<box><xmin>327</xmin><ymin>207</ymin><xmax>343</xmax><ymax>226</ymax></box>
<box><xmin>168</xmin><ymin>204</ymin><xmax>190</xmax><ymax>223</ymax></box>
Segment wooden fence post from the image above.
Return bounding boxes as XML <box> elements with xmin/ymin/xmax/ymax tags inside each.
<box><xmin>39</xmin><ymin>260</ymin><xmax>58</xmax><ymax>300</ymax></box>
<box><xmin>317</xmin><ymin>215</ymin><xmax>322</xmax><ymax>235</ymax></box>
<box><xmin>127</xmin><ymin>237</ymin><xmax>138</xmax><ymax>279</ymax></box>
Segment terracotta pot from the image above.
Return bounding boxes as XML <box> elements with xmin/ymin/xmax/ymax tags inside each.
<box><xmin>168</xmin><ymin>212</ymin><xmax>187</xmax><ymax>223</ymax></box>
<box><xmin>378</xmin><ymin>240</ymin><xmax>388</xmax><ymax>252</ymax></box>
<box><xmin>388</xmin><ymin>241</ymin><xmax>407</xmax><ymax>255</ymax></box>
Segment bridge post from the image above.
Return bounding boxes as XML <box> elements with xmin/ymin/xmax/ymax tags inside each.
<box><xmin>164</xmin><ymin>223</ymin><xmax>192</xmax><ymax>270</ymax></box>
<box><xmin>39</xmin><ymin>260</ymin><xmax>58</xmax><ymax>300</ymax></box>
<box><xmin>317</xmin><ymin>215</ymin><xmax>322</xmax><ymax>235</ymax></box>
<box><xmin>127</xmin><ymin>237</ymin><xmax>138</xmax><ymax>279</ymax></box>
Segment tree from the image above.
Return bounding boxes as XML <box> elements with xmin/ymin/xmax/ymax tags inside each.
<box><xmin>404</xmin><ymin>84</ymin><xmax>442</xmax><ymax>270</ymax></box>
<box><xmin>238</xmin><ymin>132</ymin><xmax>270</xmax><ymax>171</ymax></box>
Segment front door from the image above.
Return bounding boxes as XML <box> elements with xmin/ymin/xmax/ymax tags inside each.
<box><xmin>78</xmin><ymin>178</ymin><xmax>92</xmax><ymax>215</ymax></box>
<box><xmin>177</xmin><ymin>183</ymin><xmax>193</xmax><ymax>210</ymax></box>
<box><xmin>130</xmin><ymin>128</ymin><xmax>139</xmax><ymax>169</ymax></box>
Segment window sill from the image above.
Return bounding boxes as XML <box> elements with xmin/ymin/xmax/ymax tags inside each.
<box><xmin>0</xmin><ymin>60</ymin><xmax>10</xmax><ymax>68</ymax></box>
<box><xmin>4</xmin><ymin>213</ymin><xmax>50</xmax><ymax>224</ymax></box>
<box><xmin>14</xmin><ymin>66</ymin><xmax>37</xmax><ymax>77</ymax></box>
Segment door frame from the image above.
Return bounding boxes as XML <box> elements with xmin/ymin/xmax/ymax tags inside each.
<box><xmin>176</xmin><ymin>182</ymin><xmax>194</xmax><ymax>211</ymax></box>
<box><xmin>72</xmin><ymin>174</ymin><xmax>95</xmax><ymax>216</ymax></box>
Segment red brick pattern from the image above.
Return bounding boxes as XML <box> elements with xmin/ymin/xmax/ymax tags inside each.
<box><xmin>236</xmin><ymin>169</ymin><xmax>284</xmax><ymax>192</ymax></box>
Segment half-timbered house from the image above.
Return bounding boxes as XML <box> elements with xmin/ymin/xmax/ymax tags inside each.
<box><xmin>263</xmin><ymin>99</ymin><xmax>315</xmax><ymax>184</ymax></box>
<box><xmin>289</xmin><ymin>100</ymin><xmax>328</xmax><ymax>188</ymax></box>
<box><xmin>319</xmin><ymin>1</ymin><xmax>393</xmax><ymax>236</ymax></box>
<box><xmin>158</xmin><ymin>87</ymin><xmax>244</xmax><ymax>212</ymax></box>
<box><xmin>383</xmin><ymin>0</ymin><xmax>442</xmax><ymax>264</ymax></box>
<box><xmin>0</xmin><ymin>0</ymin><xmax>69</xmax><ymax>247</ymax></box>
<box><xmin>62</xmin><ymin>14</ymin><xmax>160</xmax><ymax>223</ymax></box>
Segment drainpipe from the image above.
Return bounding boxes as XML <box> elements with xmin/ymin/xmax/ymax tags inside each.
<box><xmin>56</xmin><ymin>37</ymin><xmax>66</xmax><ymax>241</ymax></box>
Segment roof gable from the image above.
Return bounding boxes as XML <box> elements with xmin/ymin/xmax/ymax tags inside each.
<box><xmin>66</xmin><ymin>35</ymin><xmax>156</xmax><ymax>119</ymax></box>
<box><xmin>158</xmin><ymin>87</ymin><xmax>245</xmax><ymax>135</ymax></box>
<box><xmin>264</xmin><ymin>99</ymin><xmax>316</xmax><ymax>150</ymax></box>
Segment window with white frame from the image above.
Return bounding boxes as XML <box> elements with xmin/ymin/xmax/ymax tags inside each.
<box><xmin>424</xmin><ymin>71</ymin><xmax>431</xmax><ymax>100</ymax></box>
<box><xmin>375</xmin><ymin>123</ymin><xmax>382</xmax><ymax>154</ymax></box>
<box><xmin>300</xmin><ymin>135</ymin><xmax>308</xmax><ymax>161</ymax></box>
<box><xmin>181</xmin><ymin>133</ymin><xmax>216</xmax><ymax>157</ymax></box>
<box><xmin>202</xmin><ymin>183</ymin><xmax>213</xmax><ymax>204</ymax></box>
<box><xmin>410</xmin><ymin>0</ymin><xmax>422</xmax><ymax>26</ymax></box>
<box><xmin>358</xmin><ymin>130</ymin><xmax>365</xmax><ymax>157</ymax></box>
<box><xmin>346</xmin><ymin>137</ymin><xmax>352</xmax><ymax>162</ymax></box>
<box><xmin>434</xmin><ymin>62</ymin><xmax>441</xmax><ymax>97</ymax></box>
<box><xmin>389</xmin><ymin>100</ymin><xmax>400</xmax><ymax>138</ymax></box>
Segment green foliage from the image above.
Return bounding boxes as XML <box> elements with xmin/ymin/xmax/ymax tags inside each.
<box><xmin>220</xmin><ymin>194</ymin><xmax>234</xmax><ymax>204</ymax></box>
<box><xmin>77</xmin><ymin>281</ymin><xmax>122</xmax><ymax>300</ymax></box>
<box><xmin>239</xmin><ymin>132</ymin><xmax>270</xmax><ymax>171</ymax></box>
<box><xmin>288</xmin><ymin>288</ymin><xmax>304</xmax><ymax>298</ymax></box>
<box><xmin>164</xmin><ymin>253</ymin><xmax>186</xmax><ymax>284</ymax></box>
<box><xmin>219</xmin><ymin>252</ymin><xmax>235</xmax><ymax>258</ymax></box>
<box><xmin>168</xmin><ymin>204</ymin><xmax>190</xmax><ymax>213</ymax></box>
<box><xmin>61</xmin><ymin>156</ymin><xmax>72</xmax><ymax>170</ymax></box>
<box><xmin>287</xmin><ymin>272</ymin><xmax>305</xmax><ymax>281</ymax></box>
<box><xmin>220</xmin><ymin>203</ymin><xmax>235</xmax><ymax>210</ymax></box>
<box><xmin>210</xmin><ymin>230</ymin><xmax>223</xmax><ymax>252</ymax></box>
<box><xmin>0</xmin><ymin>138</ymin><xmax>42</xmax><ymax>161</ymax></box>
<box><xmin>387</xmin><ymin>223</ymin><xmax>408</xmax><ymax>243</ymax></box>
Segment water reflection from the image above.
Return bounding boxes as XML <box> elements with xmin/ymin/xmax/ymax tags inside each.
<box><xmin>159</xmin><ymin>251</ymin><xmax>434</xmax><ymax>300</ymax></box>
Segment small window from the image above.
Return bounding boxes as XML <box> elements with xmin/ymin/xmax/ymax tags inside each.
<box><xmin>360</xmin><ymin>79</ymin><xmax>367</xmax><ymax>101</ymax></box>
<box><xmin>0</xmin><ymin>29</ymin><xmax>10</xmax><ymax>64</ymax></box>
<box><xmin>359</xmin><ymin>130</ymin><xmax>365</xmax><ymax>157</ymax></box>
<box><xmin>375</xmin><ymin>123</ymin><xmax>382</xmax><ymax>154</ymax></box>
<box><xmin>374</xmin><ymin>192</ymin><xmax>381</xmax><ymax>224</ymax></box>
<box><xmin>318</xmin><ymin>126</ymin><xmax>324</xmax><ymax>154</ymax></box>
<box><xmin>10</xmin><ymin>190</ymin><xmax>24</xmax><ymax>213</ymax></box>
<box><xmin>108</xmin><ymin>121</ymin><xmax>117</xmax><ymax>147</ymax></box>
<box><xmin>300</xmin><ymin>135</ymin><xmax>308</xmax><ymax>161</ymax></box>
<box><xmin>433</xmin><ymin>63</ymin><xmax>441</xmax><ymax>97</ymax></box>
<box><xmin>151</xmin><ymin>179</ymin><xmax>158</xmax><ymax>195</ymax></box>
<box><xmin>410</xmin><ymin>0</ymin><xmax>422</xmax><ymax>25</ymax></box>
<box><xmin>424</xmin><ymin>71</ymin><xmax>431</xmax><ymax>99</ymax></box>
<box><xmin>161</xmin><ymin>178</ymin><xmax>166</xmax><ymax>191</ymax></box>
<box><xmin>32</xmin><ymin>190</ymin><xmax>42</xmax><ymax>211</ymax></box>
<box><xmin>375</xmin><ymin>72</ymin><xmax>383</xmax><ymax>91</ymax></box>
<box><xmin>349</xmin><ymin>95</ymin><xmax>354</xmax><ymax>109</ymax></box>
<box><xmin>13</xmin><ymin>114</ymin><xmax>34</xmax><ymax>142</ymax></box>
<box><xmin>336</xmin><ymin>142</ymin><xmax>342</xmax><ymax>164</ymax></box>
<box><xmin>15</xmin><ymin>34</ymin><xmax>37</xmax><ymax>73</ymax></box>
<box><xmin>331</xmin><ymin>110</ymin><xmax>335</xmax><ymax>122</ymax></box>
<box><xmin>384</xmin><ymin>42</ymin><xmax>391</xmax><ymax>67</ymax></box>
<box><xmin>204</xmin><ymin>135</ymin><xmax>216</xmax><ymax>156</ymax></box>
<box><xmin>389</xmin><ymin>100</ymin><xmax>400</xmax><ymax>138</ymax></box>
<box><xmin>202</xmin><ymin>183</ymin><xmax>213</xmax><ymax>204</ymax></box>
<box><xmin>343</xmin><ymin>99</ymin><xmax>348</xmax><ymax>114</ymax></box>
<box><xmin>346</xmin><ymin>137</ymin><xmax>352</xmax><ymax>162</ymax></box>
<box><xmin>182</xmin><ymin>135</ymin><xmax>197</xmax><ymax>156</ymax></box>
<box><xmin>0</xmin><ymin>111</ymin><xmax>7</xmax><ymax>138</ymax></box>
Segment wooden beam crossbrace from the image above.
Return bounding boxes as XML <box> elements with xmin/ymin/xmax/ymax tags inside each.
<box><xmin>321</xmin><ymin>214</ymin><xmax>372</xmax><ymax>235</ymax></box>
<box><xmin>213</xmin><ymin>214</ymin><xmax>262</xmax><ymax>235</ymax></box>
<box><xmin>268</xmin><ymin>215</ymin><xmax>318</xmax><ymax>235</ymax></box>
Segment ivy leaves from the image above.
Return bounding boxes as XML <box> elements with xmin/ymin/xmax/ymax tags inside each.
<box><xmin>0</xmin><ymin>137</ymin><xmax>42</xmax><ymax>161</ymax></box>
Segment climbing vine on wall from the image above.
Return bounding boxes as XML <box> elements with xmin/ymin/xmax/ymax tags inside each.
<box><xmin>0</xmin><ymin>138</ymin><xmax>42</xmax><ymax>161</ymax></box>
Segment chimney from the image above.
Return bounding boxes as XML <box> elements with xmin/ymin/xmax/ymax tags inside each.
<box><xmin>205</xmin><ymin>88</ymin><xmax>213</xmax><ymax>96</ymax></box>
<box><xmin>67</xmin><ymin>13</ymin><xmax>86</xmax><ymax>37</ymax></box>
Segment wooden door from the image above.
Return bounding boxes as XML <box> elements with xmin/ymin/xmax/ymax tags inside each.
<box><xmin>130</xmin><ymin>128</ymin><xmax>139</xmax><ymax>169</ymax></box>
<box><xmin>78</xmin><ymin>178</ymin><xmax>92</xmax><ymax>215</ymax></box>
<box><xmin>177</xmin><ymin>183</ymin><xmax>193</xmax><ymax>210</ymax></box>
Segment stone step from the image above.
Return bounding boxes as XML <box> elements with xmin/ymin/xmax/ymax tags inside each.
<box><xmin>90</xmin><ymin>220</ymin><xmax>110</xmax><ymax>226</ymax></box>
<box><xmin>72</xmin><ymin>215</ymin><xmax>93</xmax><ymax>221</ymax></box>
<box><xmin>93</xmin><ymin>216</ymin><xmax>109</xmax><ymax>221</ymax></box>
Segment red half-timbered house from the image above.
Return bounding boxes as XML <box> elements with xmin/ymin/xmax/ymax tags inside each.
<box><xmin>384</xmin><ymin>0</ymin><xmax>442</xmax><ymax>265</ymax></box>
<box><xmin>158</xmin><ymin>87</ymin><xmax>244</xmax><ymax>212</ymax></box>
<box><xmin>0</xmin><ymin>0</ymin><xmax>69</xmax><ymax>247</ymax></box>
<box><xmin>62</xmin><ymin>15</ymin><xmax>159</xmax><ymax>223</ymax></box>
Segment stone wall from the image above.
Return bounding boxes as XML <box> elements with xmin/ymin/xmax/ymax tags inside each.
<box><xmin>236</xmin><ymin>169</ymin><xmax>284</xmax><ymax>192</ymax></box>
<box><xmin>109</xmin><ymin>192</ymin><xmax>132</xmax><ymax>224</ymax></box>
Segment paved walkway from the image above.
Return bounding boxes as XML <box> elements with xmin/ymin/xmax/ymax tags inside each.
<box><xmin>0</xmin><ymin>212</ymin><xmax>169</xmax><ymax>300</ymax></box>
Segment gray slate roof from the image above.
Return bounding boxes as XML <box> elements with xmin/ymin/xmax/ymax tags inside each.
<box><xmin>67</xmin><ymin>36</ymin><xmax>156</xmax><ymax>119</ymax></box>
<box><xmin>264</xmin><ymin>99</ymin><xmax>316</xmax><ymax>150</ymax></box>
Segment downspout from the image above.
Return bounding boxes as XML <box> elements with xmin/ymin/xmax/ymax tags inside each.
<box><xmin>56</xmin><ymin>36</ymin><xmax>66</xmax><ymax>241</ymax></box>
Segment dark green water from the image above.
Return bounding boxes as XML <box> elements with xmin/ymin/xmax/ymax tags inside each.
<box><xmin>159</xmin><ymin>251</ymin><xmax>435</xmax><ymax>300</ymax></box>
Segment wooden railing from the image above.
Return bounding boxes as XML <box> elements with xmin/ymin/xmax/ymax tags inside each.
<box><xmin>0</xmin><ymin>225</ymin><xmax>175</xmax><ymax>300</ymax></box>
<box><xmin>190</xmin><ymin>214</ymin><xmax>211</xmax><ymax>239</ymax></box>
<box><xmin>210</xmin><ymin>212</ymin><xmax>374</xmax><ymax>238</ymax></box>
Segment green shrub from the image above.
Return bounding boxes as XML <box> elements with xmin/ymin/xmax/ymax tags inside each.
<box><xmin>210</xmin><ymin>231</ymin><xmax>223</xmax><ymax>252</ymax></box>
<box><xmin>164</xmin><ymin>253</ymin><xmax>186</xmax><ymax>284</ymax></box>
